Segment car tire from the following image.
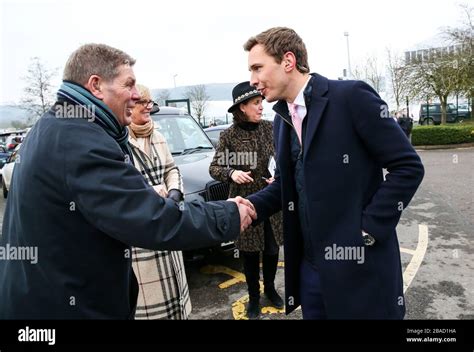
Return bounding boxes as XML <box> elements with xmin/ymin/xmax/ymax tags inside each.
<box><xmin>422</xmin><ymin>118</ymin><xmax>434</xmax><ymax>126</ymax></box>
<box><xmin>2</xmin><ymin>177</ymin><xmax>7</xmax><ymax>199</ymax></box>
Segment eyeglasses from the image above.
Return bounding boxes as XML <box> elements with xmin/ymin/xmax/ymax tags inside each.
<box><xmin>136</xmin><ymin>99</ymin><xmax>156</xmax><ymax>109</ymax></box>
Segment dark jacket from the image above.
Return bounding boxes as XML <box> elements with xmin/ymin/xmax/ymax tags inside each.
<box><xmin>209</xmin><ymin>120</ymin><xmax>283</xmax><ymax>252</ymax></box>
<box><xmin>0</xmin><ymin>109</ymin><xmax>239</xmax><ymax>319</ymax></box>
<box><xmin>248</xmin><ymin>73</ymin><xmax>424</xmax><ymax>319</ymax></box>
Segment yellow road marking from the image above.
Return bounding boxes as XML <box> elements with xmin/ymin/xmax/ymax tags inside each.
<box><xmin>200</xmin><ymin>265</ymin><xmax>246</xmax><ymax>289</ymax></box>
<box><xmin>403</xmin><ymin>224</ymin><xmax>429</xmax><ymax>293</ymax></box>
<box><xmin>232</xmin><ymin>284</ymin><xmax>285</xmax><ymax>320</ymax></box>
<box><xmin>200</xmin><ymin>262</ymin><xmax>286</xmax><ymax>319</ymax></box>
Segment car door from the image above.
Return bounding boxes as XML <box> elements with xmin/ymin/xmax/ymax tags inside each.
<box><xmin>2</xmin><ymin>151</ymin><xmax>18</xmax><ymax>189</ymax></box>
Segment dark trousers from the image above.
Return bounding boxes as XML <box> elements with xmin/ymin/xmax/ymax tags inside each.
<box><xmin>300</xmin><ymin>259</ymin><xmax>327</xmax><ymax>319</ymax></box>
<box><xmin>241</xmin><ymin>220</ymin><xmax>279</xmax><ymax>299</ymax></box>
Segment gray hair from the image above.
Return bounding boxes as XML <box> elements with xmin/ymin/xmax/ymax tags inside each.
<box><xmin>63</xmin><ymin>43</ymin><xmax>136</xmax><ymax>85</ymax></box>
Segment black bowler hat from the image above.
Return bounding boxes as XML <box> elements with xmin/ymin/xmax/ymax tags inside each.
<box><xmin>227</xmin><ymin>81</ymin><xmax>264</xmax><ymax>113</ymax></box>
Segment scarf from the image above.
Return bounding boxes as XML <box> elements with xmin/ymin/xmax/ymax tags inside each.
<box><xmin>57</xmin><ymin>81</ymin><xmax>133</xmax><ymax>163</ymax></box>
<box><xmin>237</xmin><ymin>121</ymin><xmax>260</xmax><ymax>131</ymax></box>
<box><xmin>128</xmin><ymin>120</ymin><xmax>154</xmax><ymax>156</ymax></box>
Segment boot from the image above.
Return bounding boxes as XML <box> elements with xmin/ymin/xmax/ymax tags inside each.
<box><xmin>263</xmin><ymin>253</ymin><xmax>284</xmax><ymax>309</ymax></box>
<box><xmin>242</xmin><ymin>252</ymin><xmax>261</xmax><ymax>319</ymax></box>
<box><xmin>247</xmin><ymin>296</ymin><xmax>260</xmax><ymax>319</ymax></box>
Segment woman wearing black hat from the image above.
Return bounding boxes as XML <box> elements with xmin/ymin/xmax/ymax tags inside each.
<box><xmin>210</xmin><ymin>81</ymin><xmax>283</xmax><ymax>319</ymax></box>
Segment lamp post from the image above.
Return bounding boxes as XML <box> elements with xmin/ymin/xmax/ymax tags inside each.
<box><xmin>344</xmin><ymin>31</ymin><xmax>352</xmax><ymax>78</ymax></box>
<box><xmin>173</xmin><ymin>74</ymin><xmax>178</xmax><ymax>88</ymax></box>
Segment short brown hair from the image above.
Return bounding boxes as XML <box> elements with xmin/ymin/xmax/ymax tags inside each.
<box><xmin>244</xmin><ymin>27</ymin><xmax>309</xmax><ymax>74</ymax></box>
<box><xmin>63</xmin><ymin>43</ymin><xmax>136</xmax><ymax>85</ymax></box>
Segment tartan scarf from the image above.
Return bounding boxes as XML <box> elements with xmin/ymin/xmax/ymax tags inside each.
<box><xmin>57</xmin><ymin>81</ymin><xmax>133</xmax><ymax>162</ymax></box>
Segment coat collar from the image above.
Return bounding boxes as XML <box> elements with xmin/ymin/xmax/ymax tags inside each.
<box><xmin>273</xmin><ymin>73</ymin><xmax>329</xmax><ymax>159</ymax></box>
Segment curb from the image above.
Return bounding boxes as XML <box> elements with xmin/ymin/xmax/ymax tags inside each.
<box><xmin>414</xmin><ymin>142</ymin><xmax>474</xmax><ymax>150</ymax></box>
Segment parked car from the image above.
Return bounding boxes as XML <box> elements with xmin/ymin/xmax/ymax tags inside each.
<box><xmin>203</xmin><ymin>123</ymin><xmax>232</xmax><ymax>146</ymax></box>
<box><xmin>419</xmin><ymin>103</ymin><xmax>469</xmax><ymax>125</ymax></box>
<box><xmin>1</xmin><ymin>145</ymin><xmax>20</xmax><ymax>198</ymax></box>
<box><xmin>458</xmin><ymin>103</ymin><xmax>472</xmax><ymax>116</ymax></box>
<box><xmin>0</xmin><ymin>146</ymin><xmax>10</xmax><ymax>169</ymax></box>
<box><xmin>151</xmin><ymin>107</ymin><xmax>232</xmax><ymax>258</ymax></box>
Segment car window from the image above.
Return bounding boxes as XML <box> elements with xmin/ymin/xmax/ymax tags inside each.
<box><xmin>206</xmin><ymin>129</ymin><xmax>223</xmax><ymax>140</ymax></box>
<box><xmin>152</xmin><ymin>114</ymin><xmax>213</xmax><ymax>155</ymax></box>
<box><xmin>421</xmin><ymin>105</ymin><xmax>441</xmax><ymax>113</ymax></box>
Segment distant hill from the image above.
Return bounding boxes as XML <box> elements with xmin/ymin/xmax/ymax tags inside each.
<box><xmin>152</xmin><ymin>83</ymin><xmax>238</xmax><ymax>102</ymax></box>
<box><xmin>0</xmin><ymin>105</ymin><xmax>31</xmax><ymax>129</ymax></box>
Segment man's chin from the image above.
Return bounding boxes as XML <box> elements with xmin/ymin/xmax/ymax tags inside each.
<box><xmin>265</xmin><ymin>95</ymin><xmax>277</xmax><ymax>103</ymax></box>
<box><xmin>121</xmin><ymin>116</ymin><xmax>132</xmax><ymax>127</ymax></box>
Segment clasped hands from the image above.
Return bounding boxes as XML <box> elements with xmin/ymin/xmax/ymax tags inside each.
<box><xmin>227</xmin><ymin>196</ymin><xmax>257</xmax><ymax>233</ymax></box>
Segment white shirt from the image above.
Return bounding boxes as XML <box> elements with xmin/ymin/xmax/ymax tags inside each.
<box><xmin>287</xmin><ymin>76</ymin><xmax>312</xmax><ymax>121</ymax></box>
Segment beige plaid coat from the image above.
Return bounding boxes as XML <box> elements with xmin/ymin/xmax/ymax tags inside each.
<box><xmin>129</xmin><ymin>130</ymin><xmax>191</xmax><ymax>319</ymax></box>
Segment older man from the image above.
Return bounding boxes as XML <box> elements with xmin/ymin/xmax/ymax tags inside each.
<box><xmin>0</xmin><ymin>44</ymin><xmax>255</xmax><ymax>319</ymax></box>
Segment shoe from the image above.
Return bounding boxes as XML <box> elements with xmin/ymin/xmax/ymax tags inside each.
<box><xmin>247</xmin><ymin>297</ymin><xmax>260</xmax><ymax>319</ymax></box>
<box><xmin>264</xmin><ymin>287</ymin><xmax>284</xmax><ymax>309</ymax></box>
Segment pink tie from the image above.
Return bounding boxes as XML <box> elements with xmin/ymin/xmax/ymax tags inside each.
<box><xmin>289</xmin><ymin>103</ymin><xmax>302</xmax><ymax>144</ymax></box>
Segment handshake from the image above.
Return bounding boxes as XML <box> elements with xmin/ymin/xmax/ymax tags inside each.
<box><xmin>227</xmin><ymin>196</ymin><xmax>257</xmax><ymax>232</ymax></box>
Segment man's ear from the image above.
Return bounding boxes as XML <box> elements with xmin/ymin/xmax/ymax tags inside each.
<box><xmin>282</xmin><ymin>51</ymin><xmax>297</xmax><ymax>73</ymax></box>
<box><xmin>85</xmin><ymin>75</ymin><xmax>104</xmax><ymax>99</ymax></box>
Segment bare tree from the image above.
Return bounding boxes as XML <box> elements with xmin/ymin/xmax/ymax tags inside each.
<box><xmin>185</xmin><ymin>85</ymin><xmax>209</xmax><ymax>125</ymax></box>
<box><xmin>11</xmin><ymin>120</ymin><xmax>28</xmax><ymax>129</ymax></box>
<box><xmin>443</xmin><ymin>4</ymin><xmax>473</xmax><ymax>118</ymax></box>
<box><xmin>352</xmin><ymin>55</ymin><xmax>384</xmax><ymax>93</ymax></box>
<box><xmin>405</xmin><ymin>51</ymin><xmax>463</xmax><ymax>124</ymax></box>
<box><xmin>156</xmin><ymin>89</ymin><xmax>171</xmax><ymax>106</ymax></box>
<box><xmin>20</xmin><ymin>57</ymin><xmax>58</xmax><ymax>124</ymax></box>
<box><xmin>386</xmin><ymin>48</ymin><xmax>410</xmax><ymax>111</ymax></box>
<box><xmin>405</xmin><ymin>4</ymin><xmax>473</xmax><ymax>124</ymax></box>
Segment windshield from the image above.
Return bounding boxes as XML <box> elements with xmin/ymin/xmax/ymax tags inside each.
<box><xmin>151</xmin><ymin>114</ymin><xmax>213</xmax><ymax>155</ymax></box>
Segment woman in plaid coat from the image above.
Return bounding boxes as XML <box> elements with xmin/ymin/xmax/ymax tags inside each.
<box><xmin>128</xmin><ymin>84</ymin><xmax>191</xmax><ymax>319</ymax></box>
<box><xmin>209</xmin><ymin>81</ymin><xmax>283</xmax><ymax>319</ymax></box>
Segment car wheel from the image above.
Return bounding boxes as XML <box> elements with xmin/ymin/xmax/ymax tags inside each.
<box><xmin>422</xmin><ymin>118</ymin><xmax>434</xmax><ymax>126</ymax></box>
<box><xmin>2</xmin><ymin>178</ymin><xmax>7</xmax><ymax>199</ymax></box>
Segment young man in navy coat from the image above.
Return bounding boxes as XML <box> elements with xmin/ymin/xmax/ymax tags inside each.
<box><xmin>241</xmin><ymin>27</ymin><xmax>424</xmax><ymax>319</ymax></box>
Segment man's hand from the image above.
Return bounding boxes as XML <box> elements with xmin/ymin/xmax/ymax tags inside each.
<box><xmin>227</xmin><ymin>196</ymin><xmax>257</xmax><ymax>232</ymax></box>
<box><xmin>231</xmin><ymin>170</ymin><xmax>254</xmax><ymax>184</ymax></box>
<box><xmin>152</xmin><ymin>185</ymin><xmax>168</xmax><ymax>198</ymax></box>
<box><xmin>167</xmin><ymin>189</ymin><xmax>183</xmax><ymax>203</ymax></box>
<box><xmin>265</xmin><ymin>176</ymin><xmax>275</xmax><ymax>185</ymax></box>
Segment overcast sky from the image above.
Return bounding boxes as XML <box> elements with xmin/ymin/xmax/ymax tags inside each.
<box><xmin>0</xmin><ymin>0</ymin><xmax>467</xmax><ymax>104</ymax></box>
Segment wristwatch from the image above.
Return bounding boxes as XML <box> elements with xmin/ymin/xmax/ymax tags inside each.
<box><xmin>362</xmin><ymin>230</ymin><xmax>376</xmax><ymax>246</ymax></box>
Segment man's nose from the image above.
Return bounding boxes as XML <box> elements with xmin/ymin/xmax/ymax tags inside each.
<box><xmin>130</xmin><ymin>87</ymin><xmax>140</xmax><ymax>102</ymax></box>
<box><xmin>250</xmin><ymin>73</ymin><xmax>258</xmax><ymax>88</ymax></box>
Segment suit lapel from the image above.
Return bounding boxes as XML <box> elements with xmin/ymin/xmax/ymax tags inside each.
<box><xmin>303</xmin><ymin>74</ymin><xmax>329</xmax><ymax>160</ymax></box>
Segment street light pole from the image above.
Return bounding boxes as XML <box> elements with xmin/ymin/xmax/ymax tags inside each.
<box><xmin>344</xmin><ymin>31</ymin><xmax>352</xmax><ymax>78</ymax></box>
<box><xmin>173</xmin><ymin>74</ymin><xmax>178</xmax><ymax>88</ymax></box>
